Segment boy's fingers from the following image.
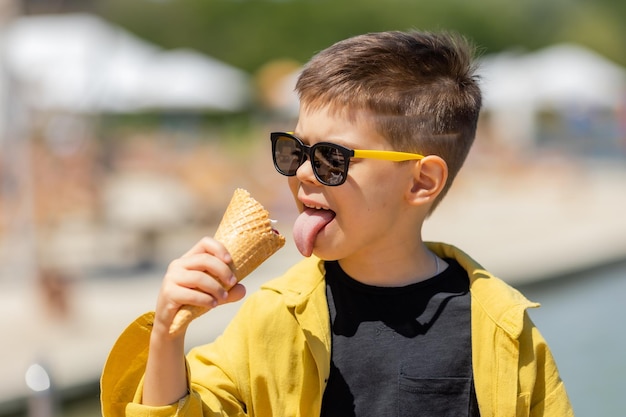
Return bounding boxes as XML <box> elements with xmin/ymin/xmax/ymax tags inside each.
<box><xmin>166</xmin><ymin>269</ymin><xmax>227</xmax><ymax>299</ymax></box>
<box><xmin>225</xmin><ymin>283</ymin><xmax>246</xmax><ymax>303</ymax></box>
<box><xmin>183</xmin><ymin>282</ymin><xmax>246</xmax><ymax>308</ymax></box>
<box><xmin>170</xmin><ymin>253</ymin><xmax>236</xmax><ymax>289</ymax></box>
<box><xmin>168</xmin><ymin>284</ymin><xmax>219</xmax><ymax>311</ymax></box>
<box><xmin>182</xmin><ymin>237</ymin><xmax>232</xmax><ymax>265</ymax></box>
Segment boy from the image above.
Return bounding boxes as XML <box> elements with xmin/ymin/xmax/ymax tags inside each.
<box><xmin>101</xmin><ymin>31</ymin><xmax>574</xmax><ymax>416</ymax></box>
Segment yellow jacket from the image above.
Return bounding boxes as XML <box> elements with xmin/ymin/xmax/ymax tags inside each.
<box><xmin>101</xmin><ymin>242</ymin><xmax>574</xmax><ymax>416</ymax></box>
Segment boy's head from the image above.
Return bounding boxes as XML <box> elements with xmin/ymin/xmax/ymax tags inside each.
<box><xmin>295</xmin><ymin>30</ymin><xmax>482</xmax><ymax>211</ymax></box>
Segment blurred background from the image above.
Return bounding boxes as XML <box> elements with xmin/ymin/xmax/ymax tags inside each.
<box><xmin>1</xmin><ymin>0</ymin><xmax>625</xmax><ymax>416</ymax></box>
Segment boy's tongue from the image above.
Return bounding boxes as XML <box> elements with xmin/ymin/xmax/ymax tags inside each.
<box><xmin>293</xmin><ymin>207</ymin><xmax>335</xmax><ymax>257</ymax></box>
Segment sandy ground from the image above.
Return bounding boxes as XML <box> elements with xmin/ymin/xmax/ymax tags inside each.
<box><xmin>2</xmin><ymin>159</ymin><xmax>626</xmax><ymax>411</ymax></box>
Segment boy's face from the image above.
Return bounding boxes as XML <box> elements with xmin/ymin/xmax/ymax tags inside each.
<box><xmin>288</xmin><ymin>105</ymin><xmax>419</xmax><ymax>262</ymax></box>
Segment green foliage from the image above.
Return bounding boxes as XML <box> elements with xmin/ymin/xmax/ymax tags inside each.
<box><xmin>96</xmin><ymin>0</ymin><xmax>626</xmax><ymax>73</ymax></box>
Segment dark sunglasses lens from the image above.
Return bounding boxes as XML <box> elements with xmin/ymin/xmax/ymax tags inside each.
<box><xmin>274</xmin><ymin>136</ymin><xmax>303</xmax><ymax>175</ymax></box>
<box><xmin>313</xmin><ymin>145</ymin><xmax>347</xmax><ymax>186</ymax></box>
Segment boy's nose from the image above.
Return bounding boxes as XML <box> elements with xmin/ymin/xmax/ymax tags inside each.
<box><xmin>295</xmin><ymin>156</ymin><xmax>321</xmax><ymax>185</ymax></box>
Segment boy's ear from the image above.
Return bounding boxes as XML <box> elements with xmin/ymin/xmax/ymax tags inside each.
<box><xmin>406</xmin><ymin>155</ymin><xmax>448</xmax><ymax>206</ymax></box>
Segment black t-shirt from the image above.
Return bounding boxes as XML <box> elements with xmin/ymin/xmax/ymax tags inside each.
<box><xmin>320</xmin><ymin>259</ymin><xmax>480</xmax><ymax>417</ymax></box>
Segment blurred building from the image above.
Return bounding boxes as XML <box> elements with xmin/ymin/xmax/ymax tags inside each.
<box><xmin>479</xmin><ymin>44</ymin><xmax>626</xmax><ymax>158</ymax></box>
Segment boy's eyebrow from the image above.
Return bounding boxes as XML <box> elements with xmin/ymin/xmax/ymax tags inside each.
<box><xmin>291</xmin><ymin>131</ymin><xmax>332</xmax><ymax>146</ymax></box>
<box><xmin>331</xmin><ymin>136</ymin><xmax>391</xmax><ymax>151</ymax></box>
<box><xmin>291</xmin><ymin>130</ymin><xmax>388</xmax><ymax>151</ymax></box>
<box><xmin>292</xmin><ymin>131</ymin><xmax>363</xmax><ymax>149</ymax></box>
<box><xmin>291</xmin><ymin>132</ymin><xmax>313</xmax><ymax>145</ymax></box>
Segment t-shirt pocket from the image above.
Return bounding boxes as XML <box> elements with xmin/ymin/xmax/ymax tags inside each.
<box><xmin>398</xmin><ymin>374</ymin><xmax>472</xmax><ymax>417</ymax></box>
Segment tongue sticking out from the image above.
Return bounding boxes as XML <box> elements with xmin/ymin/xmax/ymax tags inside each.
<box><xmin>293</xmin><ymin>207</ymin><xmax>335</xmax><ymax>257</ymax></box>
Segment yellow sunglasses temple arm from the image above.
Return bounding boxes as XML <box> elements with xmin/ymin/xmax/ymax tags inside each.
<box><xmin>352</xmin><ymin>149</ymin><xmax>424</xmax><ymax>161</ymax></box>
<box><xmin>280</xmin><ymin>131</ymin><xmax>424</xmax><ymax>161</ymax></box>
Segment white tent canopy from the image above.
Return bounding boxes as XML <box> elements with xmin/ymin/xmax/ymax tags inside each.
<box><xmin>1</xmin><ymin>13</ymin><xmax>251</xmax><ymax>113</ymax></box>
<box><xmin>480</xmin><ymin>43</ymin><xmax>626</xmax><ymax>110</ymax></box>
<box><xmin>478</xmin><ymin>44</ymin><xmax>626</xmax><ymax>148</ymax></box>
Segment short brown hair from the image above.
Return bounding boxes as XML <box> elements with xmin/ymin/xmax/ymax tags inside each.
<box><xmin>295</xmin><ymin>30</ymin><xmax>482</xmax><ymax>211</ymax></box>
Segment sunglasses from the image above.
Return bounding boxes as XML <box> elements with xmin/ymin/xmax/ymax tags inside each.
<box><xmin>270</xmin><ymin>131</ymin><xmax>425</xmax><ymax>186</ymax></box>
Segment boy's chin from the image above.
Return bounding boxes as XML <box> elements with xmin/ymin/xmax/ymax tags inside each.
<box><xmin>309</xmin><ymin>245</ymin><xmax>343</xmax><ymax>262</ymax></box>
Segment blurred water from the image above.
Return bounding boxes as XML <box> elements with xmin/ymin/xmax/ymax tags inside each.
<box><xmin>520</xmin><ymin>259</ymin><xmax>626</xmax><ymax>417</ymax></box>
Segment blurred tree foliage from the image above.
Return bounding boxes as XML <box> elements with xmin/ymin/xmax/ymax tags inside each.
<box><xmin>96</xmin><ymin>0</ymin><xmax>625</xmax><ymax>74</ymax></box>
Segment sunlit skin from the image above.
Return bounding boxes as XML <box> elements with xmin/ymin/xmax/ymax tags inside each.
<box><xmin>289</xmin><ymin>104</ymin><xmax>449</xmax><ymax>287</ymax></box>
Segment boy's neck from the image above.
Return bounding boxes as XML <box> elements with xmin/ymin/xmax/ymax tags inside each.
<box><xmin>337</xmin><ymin>243</ymin><xmax>444</xmax><ymax>287</ymax></box>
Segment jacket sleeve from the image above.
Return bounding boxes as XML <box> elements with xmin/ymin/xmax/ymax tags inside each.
<box><xmin>519</xmin><ymin>313</ymin><xmax>575</xmax><ymax>417</ymax></box>
<box><xmin>100</xmin><ymin>312</ymin><xmax>242</xmax><ymax>417</ymax></box>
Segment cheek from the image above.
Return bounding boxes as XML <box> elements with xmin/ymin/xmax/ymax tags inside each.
<box><xmin>356</xmin><ymin>163</ymin><xmax>410</xmax><ymax>209</ymax></box>
<box><xmin>287</xmin><ymin>177</ymin><xmax>300</xmax><ymax>204</ymax></box>
<box><xmin>355</xmin><ymin>160</ymin><xmax>409</xmax><ymax>191</ymax></box>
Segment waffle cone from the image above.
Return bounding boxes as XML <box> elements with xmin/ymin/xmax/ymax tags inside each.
<box><xmin>170</xmin><ymin>189</ymin><xmax>285</xmax><ymax>334</ymax></box>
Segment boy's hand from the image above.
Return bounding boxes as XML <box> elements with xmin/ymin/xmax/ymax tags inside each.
<box><xmin>152</xmin><ymin>237</ymin><xmax>247</xmax><ymax>338</ymax></box>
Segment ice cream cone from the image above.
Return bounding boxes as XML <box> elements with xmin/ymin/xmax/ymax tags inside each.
<box><xmin>169</xmin><ymin>189</ymin><xmax>285</xmax><ymax>334</ymax></box>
